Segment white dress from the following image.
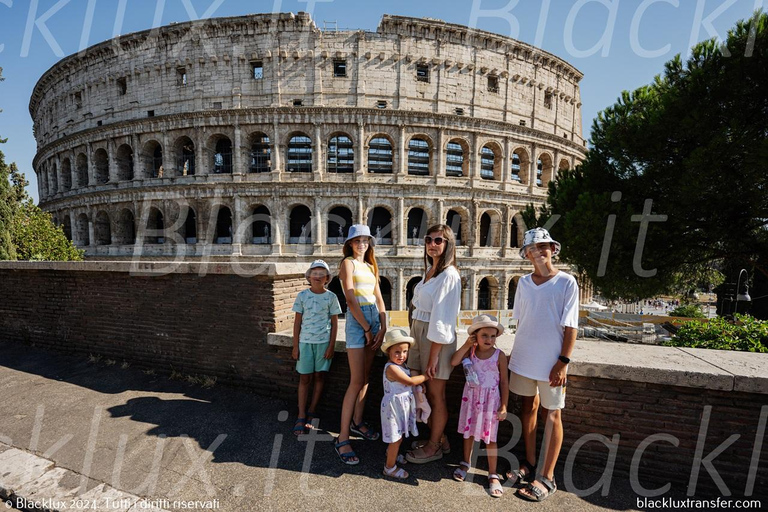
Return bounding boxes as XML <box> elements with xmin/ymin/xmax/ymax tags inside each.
<box><xmin>380</xmin><ymin>362</ymin><xmax>419</xmax><ymax>443</ymax></box>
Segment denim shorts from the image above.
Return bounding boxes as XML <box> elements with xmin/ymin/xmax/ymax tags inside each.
<box><xmin>345</xmin><ymin>304</ymin><xmax>381</xmax><ymax>349</ymax></box>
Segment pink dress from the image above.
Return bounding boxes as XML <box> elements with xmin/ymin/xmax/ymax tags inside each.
<box><xmin>457</xmin><ymin>348</ymin><xmax>501</xmax><ymax>443</ymax></box>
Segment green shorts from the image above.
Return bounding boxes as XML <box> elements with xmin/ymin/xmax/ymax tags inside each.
<box><xmin>296</xmin><ymin>342</ymin><xmax>332</xmax><ymax>374</ymax></box>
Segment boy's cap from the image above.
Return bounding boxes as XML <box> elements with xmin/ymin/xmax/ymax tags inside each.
<box><xmin>467</xmin><ymin>314</ymin><xmax>504</xmax><ymax>336</ymax></box>
<box><xmin>345</xmin><ymin>224</ymin><xmax>376</xmax><ymax>246</ymax></box>
<box><xmin>519</xmin><ymin>227</ymin><xmax>561</xmax><ymax>259</ymax></box>
<box><xmin>305</xmin><ymin>260</ymin><xmax>331</xmax><ymax>279</ymax></box>
<box><xmin>381</xmin><ymin>328</ymin><xmax>414</xmax><ymax>354</ymax></box>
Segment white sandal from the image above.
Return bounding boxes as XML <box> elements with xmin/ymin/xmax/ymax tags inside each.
<box><xmin>453</xmin><ymin>461</ymin><xmax>470</xmax><ymax>482</ymax></box>
<box><xmin>488</xmin><ymin>473</ymin><xmax>504</xmax><ymax>498</ymax></box>
<box><xmin>383</xmin><ymin>464</ymin><xmax>409</xmax><ymax>480</ymax></box>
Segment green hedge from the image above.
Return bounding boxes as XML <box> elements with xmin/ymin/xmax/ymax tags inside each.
<box><xmin>668</xmin><ymin>304</ymin><xmax>706</xmax><ymax>319</ymax></box>
<box><xmin>664</xmin><ymin>314</ymin><xmax>768</xmax><ymax>352</ymax></box>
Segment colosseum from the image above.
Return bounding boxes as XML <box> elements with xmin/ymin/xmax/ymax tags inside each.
<box><xmin>31</xmin><ymin>11</ymin><xmax>590</xmax><ymax>311</ymax></box>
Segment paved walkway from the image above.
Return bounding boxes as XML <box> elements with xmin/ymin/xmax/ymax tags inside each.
<box><xmin>0</xmin><ymin>341</ymin><xmax>650</xmax><ymax>511</ymax></box>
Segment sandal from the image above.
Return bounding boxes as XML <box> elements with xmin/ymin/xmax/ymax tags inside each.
<box><xmin>518</xmin><ymin>476</ymin><xmax>557</xmax><ymax>502</ymax></box>
<box><xmin>405</xmin><ymin>441</ymin><xmax>443</xmax><ymax>464</ymax></box>
<box><xmin>410</xmin><ymin>436</ymin><xmax>451</xmax><ymax>454</ymax></box>
<box><xmin>506</xmin><ymin>459</ymin><xmax>535</xmax><ymax>486</ymax></box>
<box><xmin>306</xmin><ymin>412</ymin><xmax>318</xmax><ymax>430</ymax></box>
<box><xmin>350</xmin><ymin>421</ymin><xmax>380</xmax><ymax>441</ymax></box>
<box><xmin>334</xmin><ymin>438</ymin><xmax>359</xmax><ymax>465</ymax></box>
<box><xmin>488</xmin><ymin>474</ymin><xmax>504</xmax><ymax>498</ymax></box>
<box><xmin>293</xmin><ymin>418</ymin><xmax>308</xmax><ymax>436</ymax></box>
<box><xmin>383</xmin><ymin>464</ymin><xmax>409</xmax><ymax>480</ymax></box>
<box><xmin>453</xmin><ymin>461</ymin><xmax>471</xmax><ymax>482</ymax></box>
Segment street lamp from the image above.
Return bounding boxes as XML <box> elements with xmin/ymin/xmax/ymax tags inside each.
<box><xmin>734</xmin><ymin>269</ymin><xmax>752</xmax><ymax>313</ymax></box>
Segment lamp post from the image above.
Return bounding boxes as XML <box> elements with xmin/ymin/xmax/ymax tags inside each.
<box><xmin>734</xmin><ymin>268</ymin><xmax>752</xmax><ymax>314</ymax></box>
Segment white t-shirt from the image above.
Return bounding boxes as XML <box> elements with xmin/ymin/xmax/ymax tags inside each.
<box><xmin>411</xmin><ymin>265</ymin><xmax>462</xmax><ymax>344</ymax></box>
<box><xmin>508</xmin><ymin>271</ymin><xmax>580</xmax><ymax>381</ymax></box>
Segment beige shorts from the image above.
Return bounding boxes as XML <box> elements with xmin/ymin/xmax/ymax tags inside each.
<box><xmin>509</xmin><ymin>372</ymin><xmax>566</xmax><ymax>410</ymax></box>
<box><xmin>408</xmin><ymin>319</ymin><xmax>457</xmax><ymax>380</ymax></box>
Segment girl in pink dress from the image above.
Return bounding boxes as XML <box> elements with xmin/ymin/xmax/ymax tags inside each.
<box><xmin>449</xmin><ymin>314</ymin><xmax>509</xmax><ymax>498</ymax></box>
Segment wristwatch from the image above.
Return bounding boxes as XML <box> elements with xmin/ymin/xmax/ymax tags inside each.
<box><xmin>558</xmin><ymin>355</ymin><xmax>571</xmax><ymax>365</ymax></box>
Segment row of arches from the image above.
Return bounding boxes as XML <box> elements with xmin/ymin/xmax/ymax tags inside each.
<box><xmin>56</xmin><ymin>204</ymin><xmax>533</xmax><ymax>249</ymax></box>
<box><xmin>39</xmin><ymin>130</ymin><xmax>573</xmax><ymax>198</ymax></box>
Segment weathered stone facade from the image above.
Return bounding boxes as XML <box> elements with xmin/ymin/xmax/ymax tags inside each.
<box><xmin>30</xmin><ymin>12</ymin><xmax>590</xmax><ymax>310</ymax></box>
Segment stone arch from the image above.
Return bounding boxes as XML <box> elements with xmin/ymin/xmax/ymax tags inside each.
<box><xmin>537</xmin><ymin>152</ymin><xmax>554</xmax><ymax>187</ymax></box>
<box><xmin>479</xmin><ymin>209</ymin><xmax>502</xmax><ymax>247</ymax></box>
<box><xmin>406</xmin><ymin>276</ymin><xmax>422</xmax><ymax>308</ymax></box>
<box><xmin>446</xmin><ymin>208</ymin><xmax>468</xmax><ymax>246</ymax></box>
<box><xmin>246</xmin><ymin>204</ymin><xmax>271</xmax><ymax>243</ymax></box>
<box><xmin>327</xmin><ymin>205</ymin><xmax>353</xmax><ymax>244</ymax></box>
<box><xmin>407</xmin><ymin>135</ymin><xmax>433</xmax><ymax>176</ymax></box>
<box><xmin>62</xmin><ymin>215</ymin><xmax>72</xmax><ymax>241</ymax></box>
<box><xmin>558</xmin><ymin>158</ymin><xmax>570</xmax><ymax>176</ymax></box>
<box><xmin>76</xmin><ymin>152</ymin><xmax>89</xmax><ymax>187</ymax></box>
<box><xmin>94</xmin><ymin>210</ymin><xmax>111</xmax><ymax>245</ymax></box>
<box><xmin>510</xmin><ymin>213</ymin><xmax>524</xmax><ymax>248</ymax></box>
<box><xmin>114</xmin><ymin>208</ymin><xmax>136</xmax><ymax>245</ymax></box>
<box><xmin>286</xmin><ymin>132</ymin><xmax>313</xmax><ymax>173</ymax></box>
<box><xmin>480</xmin><ymin>141</ymin><xmax>503</xmax><ymax>181</ymax></box>
<box><xmin>178</xmin><ymin>205</ymin><xmax>197</xmax><ymax>243</ymax></box>
<box><xmin>327</xmin><ymin>132</ymin><xmax>354</xmax><ymax>173</ymax></box>
<box><xmin>142</xmin><ymin>140</ymin><xmax>163</xmax><ymax>178</ymax></box>
<box><xmin>478</xmin><ymin>276</ymin><xmax>500</xmax><ymax>310</ymax></box>
<box><xmin>511</xmin><ymin>147</ymin><xmax>530</xmax><ymax>185</ymax></box>
<box><xmin>49</xmin><ymin>162</ymin><xmax>58</xmax><ymax>194</ymax></box>
<box><xmin>173</xmin><ymin>136</ymin><xmax>195</xmax><ymax>176</ymax></box>
<box><xmin>367</xmin><ymin>205</ymin><xmax>394</xmax><ymax>245</ymax></box>
<box><xmin>94</xmin><ymin>148</ymin><xmax>109</xmax><ymax>184</ymax></box>
<box><xmin>367</xmin><ymin>134</ymin><xmax>394</xmax><ymax>174</ymax></box>
<box><xmin>288</xmin><ymin>204</ymin><xmax>312</xmax><ymax>243</ymax></box>
<box><xmin>379</xmin><ymin>276</ymin><xmax>392</xmax><ymax>311</ymax></box>
<box><xmin>145</xmin><ymin>206</ymin><xmax>165</xmax><ymax>244</ymax></box>
<box><xmin>61</xmin><ymin>158</ymin><xmax>72</xmax><ymax>191</ymax></box>
<box><xmin>213</xmin><ymin>205</ymin><xmax>233</xmax><ymax>243</ymax></box>
<box><xmin>507</xmin><ymin>276</ymin><xmax>520</xmax><ymax>309</ymax></box>
<box><xmin>248</xmin><ymin>131</ymin><xmax>271</xmax><ymax>173</ymax></box>
<box><xmin>116</xmin><ymin>144</ymin><xmax>134</xmax><ymax>181</ymax></box>
<box><xmin>39</xmin><ymin>165</ymin><xmax>48</xmax><ymax>198</ymax></box>
<box><xmin>209</xmin><ymin>134</ymin><xmax>233</xmax><ymax>174</ymax></box>
<box><xmin>75</xmin><ymin>212</ymin><xmax>89</xmax><ymax>246</ymax></box>
<box><xmin>407</xmin><ymin>207</ymin><xmax>428</xmax><ymax>244</ymax></box>
<box><xmin>445</xmin><ymin>138</ymin><xmax>469</xmax><ymax>177</ymax></box>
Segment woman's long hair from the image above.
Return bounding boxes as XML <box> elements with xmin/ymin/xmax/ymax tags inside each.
<box><xmin>423</xmin><ymin>223</ymin><xmax>457</xmax><ymax>278</ymax></box>
<box><xmin>340</xmin><ymin>237</ymin><xmax>379</xmax><ymax>279</ymax></box>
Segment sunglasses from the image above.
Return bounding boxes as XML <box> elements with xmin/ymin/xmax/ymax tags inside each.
<box><xmin>424</xmin><ymin>236</ymin><xmax>445</xmax><ymax>246</ymax></box>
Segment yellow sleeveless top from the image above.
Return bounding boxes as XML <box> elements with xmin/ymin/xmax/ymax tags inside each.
<box><xmin>347</xmin><ymin>257</ymin><xmax>377</xmax><ymax>306</ymax></box>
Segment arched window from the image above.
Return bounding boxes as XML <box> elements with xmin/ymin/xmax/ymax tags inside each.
<box><xmin>328</xmin><ymin>206</ymin><xmax>353</xmax><ymax>244</ymax></box>
<box><xmin>512</xmin><ymin>149</ymin><xmax>530</xmax><ymax>185</ymax></box>
<box><xmin>287</xmin><ymin>134</ymin><xmax>312</xmax><ymax>172</ymax></box>
<box><xmin>145</xmin><ymin>207</ymin><xmax>165</xmax><ymax>244</ymax></box>
<box><xmin>180</xmin><ymin>207</ymin><xmax>197</xmax><ymax>243</ymax></box>
<box><xmin>289</xmin><ymin>205</ymin><xmax>312</xmax><ymax>243</ymax></box>
<box><xmin>379</xmin><ymin>277</ymin><xmax>392</xmax><ymax>311</ymax></box>
<box><xmin>61</xmin><ymin>158</ymin><xmax>72</xmax><ymax>191</ymax></box>
<box><xmin>76</xmin><ymin>213</ymin><xmax>89</xmax><ymax>246</ymax></box>
<box><xmin>408</xmin><ymin>137</ymin><xmax>430</xmax><ymax>175</ymax></box>
<box><xmin>480</xmin><ymin>212</ymin><xmax>492</xmax><ymax>247</ymax></box>
<box><xmin>407</xmin><ymin>208</ymin><xmax>427</xmax><ymax>245</ymax></box>
<box><xmin>94</xmin><ymin>149</ymin><xmax>109</xmax><ymax>183</ymax></box>
<box><xmin>251</xmin><ymin>205</ymin><xmax>271</xmax><ymax>244</ymax></box>
<box><xmin>62</xmin><ymin>216</ymin><xmax>73</xmax><ymax>241</ymax></box>
<box><xmin>116</xmin><ymin>144</ymin><xmax>134</xmax><ymax>181</ymax></box>
<box><xmin>446</xmin><ymin>209</ymin><xmax>463</xmax><ymax>246</ymax></box>
<box><xmin>406</xmin><ymin>277</ymin><xmax>422</xmax><ymax>308</ymax></box>
<box><xmin>367</xmin><ymin>207</ymin><xmax>393</xmax><ymax>245</ymax></box>
<box><xmin>446</xmin><ymin>140</ymin><xmax>465</xmax><ymax>177</ymax></box>
<box><xmin>478</xmin><ymin>278</ymin><xmax>492</xmax><ymax>310</ymax></box>
<box><xmin>40</xmin><ymin>166</ymin><xmax>48</xmax><ymax>197</ymax></box>
<box><xmin>368</xmin><ymin>136</ymin><xmax>393</xmax><ymax>173</ymax></box>
<box><xmin>174</xmin><ymin>137</ymin><xmax>195</xmax><ymax>176</ymax></box>
<box><xmin>49</xmin><ymin>164</ymin><xmax>58</xmax><ymax>194</ymax></box>
<box><xmin>507</xmin><ymin>278</ymin><xmax>517</xmax><ymax>309</ymax></box>
<box><xmin>213</xmin><ymin>138</ymin><xmax>233</xmax><ymax>174</ymax></box>
<box><xmin>480</xmin><ymin>145</ymin><xmax>496</xmax><ymax>180</ymax></box>
<box><xmin>558</xmin><ymin>158</ymin><xmax>570</xmax><ymax>176</ymax></box>
<box><xmin>94</xmin><ymin>211</ymin><xmax>111</xmax><ymax>245</ymax></box>
<box><xmin>249</xmin><ymin>133</ymin><xmax>271</xmax><ymax>173</ymax></box>
<box><xmin>76</xmin><ymin>153</ymin><xmax>89</xmax><ymax>187</ymax></box>
<box><xmin>214</xmin><ymin>206</ymin><xmax>233</xmax><ymax>243</ymax></box>
<box><xmin>115</xmin><ymin>209</ymin><xmax>135</xmax><ymax>245</ymax></box>
<box><xmin>510</xmin><ymin>218</ymin><xmax>520</xmax><ymax>248</ymax></box>
<box><xmin>143</xmin><ymin>141</ymin><xmax>163</xmax><ymax>178</ymax></box>
<box><xmin>327</xmin><ymin>135</ymin><xmax>354</xmax><ymax>173</ymax></box>
<box><xmin>510</xmin><ymin>152</ymin><xmax>522</xmax><ymax>182</ymax></box>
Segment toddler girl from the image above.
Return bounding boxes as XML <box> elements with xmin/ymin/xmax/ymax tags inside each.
<box><xmin>380</xmin><ymin>329</ymin><xmax>429</xmax><ymax>479</ymax></box>
<box><xmin>449</xmin><ymin>314</ymin><xmax>509</xmax><ymax>497</ymax></box>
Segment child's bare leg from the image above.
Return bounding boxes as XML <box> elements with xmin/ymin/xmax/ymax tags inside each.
<box><xmin>352</xmin><ymin>347</ymin><xmax>376</xmax><ymax>427</ymax></box>
<box><xmin>297</xmin><ymin>373</ymin><xmax>311</xmax><ymax>419</ymax></box>
<box><xmin>540</xmin><ymin>408</ymin><xmax>563</xmax><ymax>481</ymax></box>
<box><xmin>486</xmin><ymin>441</ymin><xmax>498</xmax><ymax>476</ymax></box>
<box><xmin>385</xmin><ymin>438</ymin><xmax>403</xmax><ymax>469</ymax></box>
<box><xmin>308</xmin><ymin>372</ymin><xmax>326</xmax><ymax>416</ymax></box>
<box><xmin>521</xmin><ymin>394</ymin><xmax>539</xmax><ymax>470</ymax></box>
<box><xmin>463</xmin><ymin>437</ymin><xmax>474</xmax><ymax>464</ymax></box>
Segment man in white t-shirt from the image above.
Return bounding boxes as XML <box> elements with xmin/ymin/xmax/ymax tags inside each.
<box><xmin>507</xmin><ymin>228</ymin><xmax>579</xmax><ymax>502</ymax></box>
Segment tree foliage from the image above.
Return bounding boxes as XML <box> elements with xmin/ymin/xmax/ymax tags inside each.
<box><xmin>544</xmin><ymin>11</ymin><xmax>768</xmax><ymax>302</ymax></box>
<box><xmin>664</xmin><ymin>314</ymin><xmax>768</xmax><ymax>352</ymax></box>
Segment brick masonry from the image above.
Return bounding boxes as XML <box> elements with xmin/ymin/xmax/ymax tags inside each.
<box><xmin>0</xmin><ymin>265</ymin><xmax>765</xmax><ymax>498</ymax></box>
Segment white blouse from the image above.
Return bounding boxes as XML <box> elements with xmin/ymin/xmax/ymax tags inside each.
<box><xmin>411</xmin><ymin>265</ymin><xmax>461</xmax><ymax>344</ymax></box>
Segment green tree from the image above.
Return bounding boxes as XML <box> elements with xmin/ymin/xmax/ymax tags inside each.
<box><xmin>0</xmin><ymin>151</ymin><xmax>16</xmax><ymax>260</ymax></box>
<box><xmin>544</xmin><ymin>11</ymin><xmax>768</xmax><ymax>302</ymax></box>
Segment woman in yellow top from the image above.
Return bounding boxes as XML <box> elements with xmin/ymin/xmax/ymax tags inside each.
<box><xmin>334</xmin><ymin>224</ymin><xmax>388</xmax><ymax>465</ymax></box>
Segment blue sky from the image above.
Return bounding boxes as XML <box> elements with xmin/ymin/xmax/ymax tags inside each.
<box><xmin>0</xmin><ymin>0</ymin><xmax>761</xmax><ymax>204</ymax></box>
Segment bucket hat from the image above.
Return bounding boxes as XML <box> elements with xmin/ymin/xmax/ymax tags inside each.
<box><xmin>345</xmin><ymin>224</ymin><xmax>376</xmax><ymax>246</ymax></box>
<box><xmin>519</xmin><ymin>227</ymin><xmax>561</xmax><ymax>259</ymax></box>
<box><xmin>381</xmin><ymin>328</ymin><xmax>414</xmax><ymax>354</ymax></box>
<box><xmin>467</xmin><ymin>314</ymin><xmax>504</xmax><ymax>336</ymax></box>
<box><xmin>305</xmin><ymin>259</ymin><xmax>332</xmax><ymax>283</ymax></box>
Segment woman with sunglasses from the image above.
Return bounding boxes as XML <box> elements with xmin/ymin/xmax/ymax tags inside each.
<box><xmin>334</xmin><ymin>224</ymin><xmax>387</xmax><ymax>465</ymax></box>
<box><xmin>406</xmin><ymin>224</ymin><xmax>461</xmax><ymax>464</ymax></box>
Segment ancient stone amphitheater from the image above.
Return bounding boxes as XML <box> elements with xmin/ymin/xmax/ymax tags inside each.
<box><xmin>31</xmin><ymin>12</ymin><xmax>589</xmax><ymax>311</ymax></box>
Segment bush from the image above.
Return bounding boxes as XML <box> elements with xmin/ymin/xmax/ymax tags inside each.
<box><xmin>669</xmin><ymin>304</ymin><xmax>705</xmax><ymax>319</ymax></box>
<box><xmin>664</xmin><ymin>314</ymin><xmax>768</xmax><ymax>352</ymax></box>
